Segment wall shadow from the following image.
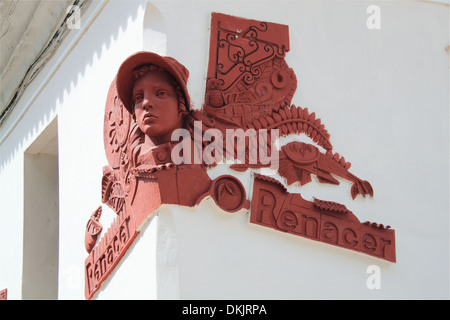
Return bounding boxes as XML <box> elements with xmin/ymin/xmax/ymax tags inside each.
<box><xmin>0</xmin><ymin>0</ymin><xmax>144</xmax><ymax>172</ymax></box>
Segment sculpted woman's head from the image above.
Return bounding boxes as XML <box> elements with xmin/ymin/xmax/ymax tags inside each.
<box><xmin>116</xmin><ymin>52</ymin><xmax>190</xmax><ymax>144</ymax></box>
<box><xmin>132</xmin><ymin>65</ymin><xmax>187</xmax><ymax>138</ymax></box>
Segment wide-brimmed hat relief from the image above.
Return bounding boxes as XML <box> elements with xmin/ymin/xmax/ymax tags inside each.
<box><xmin>116</xmin><ymin>51</ymin><xmax>190</xmax><ymax>113</ymax></box>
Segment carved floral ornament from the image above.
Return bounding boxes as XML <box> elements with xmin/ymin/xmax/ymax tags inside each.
<box><xmin>84</xmin><ymin>12</ymin><xmax>395</xmax><ymax>299</ymax></box>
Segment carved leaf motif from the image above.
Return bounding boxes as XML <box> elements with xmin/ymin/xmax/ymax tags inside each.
<box><xmin>278</xmin><ymin>158</ymin><xmax>297</xmax><ymax>185</ymax></box>
<box><xmin>212</xmin><ymin>176</ymin><xmax>247</xmax><ymax>212</ymax></box>
<box><xmin>248</xmin><ymin>104</ymin><xmax>332</xmax><ymax>151</ymax></box>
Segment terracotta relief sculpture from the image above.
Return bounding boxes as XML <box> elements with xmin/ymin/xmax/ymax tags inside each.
<box><xmin>85</xmin><ymin>49</ymin><xmax>249</xmax><ymax>299</ymax></box>
<box><xmin>251</xmin><ymin>174</ymin><xmax>395</xmax><ymax>262</ymax></box>
<box><xmin>84</xmin><ymin>12</ymin><xmax>395</xmax><ymax>299</ymax></box>
<box><xmin>0</xmin><ymin>288</ymin><xmax>7</xmax><ymax>300</ymax></box>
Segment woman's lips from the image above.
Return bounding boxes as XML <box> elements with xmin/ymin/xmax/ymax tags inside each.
<box><xmin>144</xmin><ymin>114</ymin><xmax>158</xmax><ymax>120</ymax></box>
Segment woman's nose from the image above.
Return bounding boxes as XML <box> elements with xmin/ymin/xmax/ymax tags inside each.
<box><xmin>142</xmin><ymin>96</ymin><xmax>153</xmax><ymax>110</ymax></box>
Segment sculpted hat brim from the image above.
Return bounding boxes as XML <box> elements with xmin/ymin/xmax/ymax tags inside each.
<box><xmin>116</xmin><ymin>51</ymin><xmax>190</xmax><ymax>113</ymax></box>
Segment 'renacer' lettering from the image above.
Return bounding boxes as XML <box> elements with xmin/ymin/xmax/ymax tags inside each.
<box><xmin>85</xmin><ymin>211</ymin><xmax>138</xmax><ymax>299</ymax></box>
<box><xmin>250</xmin><ymin>174</ymin><xmax>396</xmax><ymax>263</ymax></box>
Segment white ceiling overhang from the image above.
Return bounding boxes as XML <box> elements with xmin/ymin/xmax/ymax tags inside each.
<box><xmin>0</xmin><ymin>0</ymin><xmax>90</xmax><ymax>126</ymax></box>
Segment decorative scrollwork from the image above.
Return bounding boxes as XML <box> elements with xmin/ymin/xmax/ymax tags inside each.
<box><xmin>242</xmin><ymin>21</ymin><xmax>268</xmax><ymax>39</ymax></box>
<box><xmin>215</xmin><ymin>21</ymin><xmax>285</xmax><ymax>92</ymax></box>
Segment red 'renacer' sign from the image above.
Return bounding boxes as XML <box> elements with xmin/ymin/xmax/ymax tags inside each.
<box><xmin>250</xmin><ymin>174</ymin><xmax>396</xmax><ymax>262</ymax></box>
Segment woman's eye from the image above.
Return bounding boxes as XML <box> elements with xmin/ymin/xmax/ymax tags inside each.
<box><xmin>156</xmin><ymin>90</ymin><xmax>167</xmax><ymax>97</ymax></box>
<box><xmin>134</xmin><ymin>94</ymin><xmax>143</xmax><ymax>102</ymax></box>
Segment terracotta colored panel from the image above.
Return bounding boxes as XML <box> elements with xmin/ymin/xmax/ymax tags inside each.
<box><xmin>85</xmin><ymin>208</ymin><xmax>139</xmax><ymax>299</ymax></box>
<box><xmin>205</xmin><ymin>12</ymin><xmax>296</xmax><ymax>128</ymax></box>
<box><xmin>0</xmin><ymin>288</ymin><xmax>7</xmax><ymax>300</ymax></box>
<box><xmin>210</xmin><ymin>175</ymin><xmax>250</xmax><ymax>212</ymax></box>
<box><xmin>84</xmin><ymin>11</ymin><xmax>396</xmax><ymax>299</ymax></box>
<box><xmin>250</xmin><ymin>174</ymin><xmax>396</xmax><ymax>263</ymax></box>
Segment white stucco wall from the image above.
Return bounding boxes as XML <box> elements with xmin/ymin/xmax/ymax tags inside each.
<box><xmin>150</xmin><ymin>0</ymin><xmax>449</xmax><ymax>300</ymax></box>
<box><xmin>0</xmin><ymin>0</ymin><xmax>150</xmax><ymax>299</ymax></box>
<box><xmin>0</xmin><ymin>0</ymin><xmax>448</xmax><ymax>300</ymax></box>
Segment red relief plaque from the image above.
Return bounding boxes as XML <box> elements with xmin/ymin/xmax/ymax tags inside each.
<box><xmin>0</xmin><ymin>288</ymin><xmax>7</xmax><ymax>300</ymax></box>
<box><xmin>250</xmin><ymin>174</ymin><xmax>396</xmax><ymax>263</ymax></box>
<box><xmin>85</xmin><ymin>76</ymin><xmax>250</xmax><ymax>298</ymax></box>
<box><xmin>84</xmin><ymin>12</ymin><xmax>396</xmax><ymax>299</ymax></box>
<box><xmin>85</xmin><ymin>208</ymin><xmax>138</xmax><ymax>299</ymax></box>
